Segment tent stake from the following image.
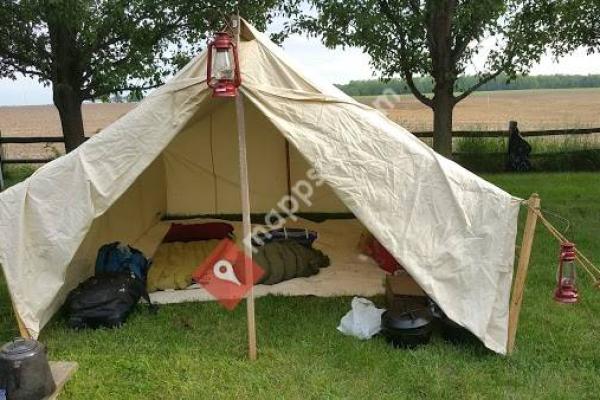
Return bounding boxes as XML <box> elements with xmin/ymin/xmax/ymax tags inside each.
<box><xmin>507</xmin><ymin>193</ymin><xmax>540</xmax><ymax>354</ymax></box>
<box><xmin>233</xmin><ymin>16</ymin><xmax>257</xmax><ymax>361</ymax></box>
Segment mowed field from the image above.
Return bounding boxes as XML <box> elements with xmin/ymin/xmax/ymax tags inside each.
<box><xmin>1</xmin><ymin>88</ymin><xmax>600</xmax><ymax>159</ymax></box>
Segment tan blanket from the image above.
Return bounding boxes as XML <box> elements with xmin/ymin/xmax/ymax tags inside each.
<box><xmin>147</xmin><ymin>240</ymin><xmax>221</xmax><ymax>291</ymax></box>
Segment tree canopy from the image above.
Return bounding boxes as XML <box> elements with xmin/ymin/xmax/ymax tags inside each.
<box><xmin>290</xmin><ymin>0</ymin><xmax>560</xmax><ymax>157</ymax></box>
<box><xmin>337</xmin><ymin>74</ymin><xmax>600</xmax><ymax>96</ymax></box>
<box><xmin>0</xmin><ymin>0</ymin><xmax>293</xmax><ymax>150</ymax></box>
<box><xmin>552</xmin><ymin>0</ymin><xmax>600</xmax><ymax>54</ymax></box>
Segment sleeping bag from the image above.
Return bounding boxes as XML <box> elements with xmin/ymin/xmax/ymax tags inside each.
<box><xmin>253</xmin><ymin>240</ymin><xmax>330</xmax><ymax>285</ymax></box>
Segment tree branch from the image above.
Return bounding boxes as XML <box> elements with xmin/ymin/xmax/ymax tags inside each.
<box><xmin>0</xmin><ymin>57</ymin><xmax>48</xmax><ymax>80</ymax></box>
<box><xmin>408</xmin><ymin>0</ymin><xmax>422</xmax><ymax>16</ymax></box>
<box><xmin>403</xmin><ymin>69</ymin><xmax>433</xmax><ymax>107</ymax></box>
<box><xmin>83</xmin><ymin>82</ymin><xmax>163</xmax><ymax>100</ymax></box>
<box><xmin>0</xmin><ymin>44</ymin><xmax>50</xmax><ymax>78</ymax></box>
<box><xmin>451</xmin><ymin>35</ymin><xmax>471</xmax><ymax>64</ymax></box>
<box><xmin>453</xmin><ymin>69</ymin><xmax>503</xmax><ymax>104</ymax></box>
<box><xmin>376</xmin><ymin>0</ymin><xmax>432</xmax><ymax>107</ymax></box>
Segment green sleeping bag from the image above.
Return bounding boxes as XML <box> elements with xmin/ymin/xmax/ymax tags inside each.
<box><xmin>254</xmin><ymin>240</ymin><xmax>330</xmax><ymax>285</ymax></box>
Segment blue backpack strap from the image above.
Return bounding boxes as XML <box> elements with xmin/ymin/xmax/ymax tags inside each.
<box><xmin>125</xmin><ymin>245</ymin><xmax>150</xmax><ymax>281</ymax></box>
<box><xmin>95</xmin><ymin>242</ymin><xmax>120</xmax><ymax>275</ymax></box>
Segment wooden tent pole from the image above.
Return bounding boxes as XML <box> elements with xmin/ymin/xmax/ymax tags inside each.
<box><xmin>285</xmin><ymin>140</ymin><xmax>292</xmax><ymax>200</ymax></box>
<box><xmin>233</xmin><ymin>15</ymin><xmax>257</xmax><ymax>361</ymax></box>
<box><xmin>14</xmin><ymin>304</ymin><xmax>31</xmax><ymax>338</ymax></box>
<box><xmin>6</xmin><ymin>280</ymin><xmax>31</xmax><ymax>338</ymax></box>
<box><xmin>507</xmin><ymin>193</ymin><xmax>540</xmax><ymax>354</ymax></box>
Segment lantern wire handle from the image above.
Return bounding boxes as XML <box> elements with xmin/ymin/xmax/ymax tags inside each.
<box><xmin>214</xmin><ymin>10</ymin><xmax>234</xmax><ymax>35</ymax></box>
<box><xmin>524</xmin><ymin>202</ymin><xmax>600</xmax><ymax>287</ymax></box>
<box><xmin>541</xmin><ymin>208</ymin><xmax>571</xmax><ymax>235</ymax></box>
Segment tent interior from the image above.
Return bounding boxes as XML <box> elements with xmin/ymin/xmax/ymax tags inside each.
<box><xmin>64</xmin><ymin>96</ymin><xmax>389</xmax><ymax>307</ymax></box>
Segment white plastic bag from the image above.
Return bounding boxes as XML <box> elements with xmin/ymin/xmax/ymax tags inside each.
<box><xmin>337</xmin><ymin>297</ymin><xmax>385</xmax><ymax>340</ymax></box>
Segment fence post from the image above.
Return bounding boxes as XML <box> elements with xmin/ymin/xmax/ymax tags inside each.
<box><xmin>0</xmin><ymin>129</ymin><xmax>5</xmax><ymax>191</ymax></box>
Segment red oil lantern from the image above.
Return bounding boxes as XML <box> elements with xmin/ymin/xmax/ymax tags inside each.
<box><xmin>206</xmin><ymin>32</ymin><xmax>241</xmax><ymax>97</ymax></box>
<box><xmin>554</xmin><ymin>241</ymin><xmax>579</xmax><ymax>304</ymax></box>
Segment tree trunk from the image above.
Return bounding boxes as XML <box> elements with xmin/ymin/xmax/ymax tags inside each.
<box><xmin>53</xmin><ymin>83</ymin><xmax>85</xmax><ymax>153</ymax></box>
<box><xmin>46</xmin><ymin>7</ymin><xmax>85</xmax><ymax>153</ymax></box>
<box><xmin>426</xmin><ymin>0</ymin><xmax>457</xmax><ymax>159</ymax></box>
<box><xmin>432</xmin><ymin>85</ymin><xmax>455</xmax><ymax>158</ymax></box>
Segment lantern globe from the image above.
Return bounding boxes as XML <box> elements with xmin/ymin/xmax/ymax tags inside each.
<box><xmin>554</xmin><ymin>241</ymin><xmax>579</xmax><ymax>304</ymax></box>
<box><xmin>206</xmin><ymin>32</ymin><xmax>241</xmax><ymax>97</ymax></box>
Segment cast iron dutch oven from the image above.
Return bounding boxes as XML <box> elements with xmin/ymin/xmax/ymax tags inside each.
<box><xmin>0</xmin><ymin>338</ymin><xmax>55</xmax><ymax>400</ymax></box>
<box><xmin>439</xmin><ymin>315</ymin><xmax>480</xmax><ymax>345</ymax></box>
<box><xmin>381</xmin><ymin>307</ymin><xmax>434</xmax><ymax>348</ymax></box>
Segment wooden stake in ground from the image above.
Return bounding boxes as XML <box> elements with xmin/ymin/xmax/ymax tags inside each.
<box><xmin>0</xmin><ymin>129</ymin><xmax>5</xmax><ymax>191</ymax></box>
<box><xmin>7</xmin><ymin>270</ymin><xmax>32</xmax><ymax>338</ymax></box>
<box><xmin>233</xmin><ymin>16</ymin><xmax>257</xmax><ymax>361</ymax></box>
<box><xmin>12</xmin><ymin>301</ymin><xmax>31</xmax><ymax>339</ymax></box>
<box><xmin>507</xmin><ymin>193</ymin><xmax>541</xmax><ymax>354</ymax></box>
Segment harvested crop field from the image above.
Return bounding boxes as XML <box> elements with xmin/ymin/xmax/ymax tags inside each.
<box><xmin>357</xmin><ymin>88</ymin><xmax>600</xmax><ymax>132</ymax></box>
<box><xmin>0</xmin><ymin>103</ymin><xmax>134</xmax><ymax>159</ymax></box>
<box><xmin>1</xmin><ymin>88</ymin><xmax>599</xmax><ymax>160</ymax></box>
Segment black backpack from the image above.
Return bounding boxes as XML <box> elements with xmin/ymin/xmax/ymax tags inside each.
<box><xmin>66</xmin><ymin>272</ymin><xmax>157</xmax><ymax>329</ymax></box>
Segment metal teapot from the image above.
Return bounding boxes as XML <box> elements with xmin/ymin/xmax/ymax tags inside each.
<box><xmin>0</xmin><ymin>338</ymin><xmax>55</xmax><ymax>400</ymax></box>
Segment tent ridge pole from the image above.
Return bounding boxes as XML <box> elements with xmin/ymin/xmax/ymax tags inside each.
<box><xmin>507</xmin><ymin>193</ymin><xmax>540</xmax><ymax>355</ymax></box>
<box><xmin>233</xmin><ymin>15</ymin><xmax>258</xmax><ymax>361</ymax></box>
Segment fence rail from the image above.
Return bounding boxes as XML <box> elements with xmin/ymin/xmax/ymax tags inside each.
<box><xmin>0</xmin><ymin>136</ymin><xmax>66</xmax><ymax>144</ymax></box>
<box><xmin>0</xmin><ymin>130</ymin><xmax>67</xmax><ymax>189</ymax></box>
<box><xmin>412</xmin><ymin>126</ymin><xmax>600</xmax><ymax>138</ymax></box>
<box><xmin>1</xmin><ymin>122</ymin><xmax>600</xmax><ymax>190</ymax></box>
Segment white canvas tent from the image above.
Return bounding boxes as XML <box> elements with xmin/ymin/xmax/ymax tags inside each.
<box><xmin>0</xmin><ymin>20</ymin><xmax>523</xmax><ymax>354</ymax></box>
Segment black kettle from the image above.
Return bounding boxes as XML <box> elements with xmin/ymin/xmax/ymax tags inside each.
<box><xmin>0</xmin><ymin>338</ymin><xmax>56</xmax><ymax>400</ymax></box>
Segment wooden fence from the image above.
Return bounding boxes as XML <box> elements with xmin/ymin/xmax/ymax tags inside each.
<box><xmin>1</xmin><ymin>122</ymin><xmax>599</xmax><ymax>190</ymax></box>
<box><xmin>412</xmin><ymin>126</ymin><xmax>600</xmax><ymax>138</ymax></box>
<box><xmin>0</xmin><ymin>130</ymin><xmax>65</xmax><ymax>190</ymax></box>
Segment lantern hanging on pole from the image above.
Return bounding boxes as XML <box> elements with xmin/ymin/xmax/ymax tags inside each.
<box><xmin>206</xmin><ymin>32</ymin><xmax>241</xmax><ymax>97</ymax></box>
<box><xmin>554</xmin><ymin>241</ymin><xmax>579</xmax><ymax>304</ymax></box>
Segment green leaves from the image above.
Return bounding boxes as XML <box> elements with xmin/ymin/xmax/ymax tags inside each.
<box><xmin>549</xmin><ymin>0</ymin><xmax>600</xmax><ymax>55</ymax></box>
<box><xmin>0</xmin><ymin>0</ymin><xmax>297</xmax><ymax>101</ymax></box>
<box><xmin>291</xmin><ymin>0</ymin><xmax>567</xmax><ymax>105</ymax></box>
<box><xmin>289</xmin><ymin>0</ymin><xmax>578</xmax><ymax>156</ymax></box>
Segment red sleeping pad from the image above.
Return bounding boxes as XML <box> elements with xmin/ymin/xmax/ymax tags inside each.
<box><xmin>163</xmin><ymin>222</ymin><xmax>234</xmax><ymax>243</ymax></box>
<box><xmin>359</xmin><ymin>233</ymin><xmax>402</xmax><ymax>274</ymax></box>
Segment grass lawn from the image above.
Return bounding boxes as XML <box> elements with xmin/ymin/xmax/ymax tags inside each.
<box><xmin>1</xmin><ymin>173</ymin><xmax>599</xmax><ymax>399</ymax></box>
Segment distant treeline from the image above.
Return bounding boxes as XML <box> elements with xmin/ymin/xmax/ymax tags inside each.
<box><xmin>336</xmin><ymin>74</ymin><xmax>600</xmax><ymax>96</ymax></box>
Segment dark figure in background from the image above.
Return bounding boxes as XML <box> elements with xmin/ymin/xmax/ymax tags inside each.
<box><xmin>507</xmin><ymin>121</ymin><xmax>532</xmax><ymax>172</ymax></box>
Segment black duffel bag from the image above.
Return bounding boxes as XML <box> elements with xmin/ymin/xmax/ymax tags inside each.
<box><xmin>66</xmin><ymin>272</ymin><xmax>157</xmax><ymax>329</ymax></box>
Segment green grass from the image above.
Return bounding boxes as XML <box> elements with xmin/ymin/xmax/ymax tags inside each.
<box><xmin>454</xmin><ymin>135</ymin><xmax>600</xmax><ymax>156</ymax></box>
<box><xmin>452</xmin><ymin>136</ymin><xmax>600</xmax><ymax>173</ymax></box>
<box><xmin>2</xmin><ymin>165</ymin><xmax>37</xmax><ymax>188</ymax></box>
<box><xmin>1</xmin><ymin>173</ymin><xmax>600</xmax><ymax>399</ymax></box>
